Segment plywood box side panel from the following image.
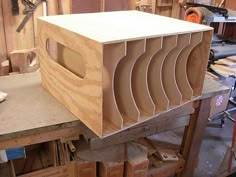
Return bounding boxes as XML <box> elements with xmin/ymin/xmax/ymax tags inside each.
<box><xmin>114</xmin><ymin>40</ymin><xmax>145</xmax><ymax>124</ymax></box>
<box><xmin>176</xmin><ymin>32</ymin><xmax>202</xmax><ymax>100</ymax></box>
<box><xmin>38</xmin><ymin>19</ymin><xmax>103</xmax><ymax>137</ymax></box>
<box><xmin>187</xmin><ymin>30</ymin><xmax>213</xmax><ymax>96</ymax></box>
<box><xmin>162</xmin><ymin>34</ymin><xmax>191</xmax><ymax>106</ymax></box>
<box><xmin>103</xmin><ymin>42</ymin><xmax>126</xmax><ymax>129</ymax></box>
<box><xmin>148</xmin><ymin>36</ymin><xmax>178</xmax><ymax>111</ymax></box>
<box><xmin>132</xmin><ymin>38</ymin><xmax>162</xmax><ymax>117</ymax></box>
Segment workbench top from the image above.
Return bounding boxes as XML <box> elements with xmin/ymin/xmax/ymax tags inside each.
<box><xmin>0</xmin><ymin>72</ymin><xmax>80</xmax><ymax>141</ymax></box>
<box><xmin>0</xmin><ymin>72</ymin><xmax>229</xmax><ymax>142</ymax></box>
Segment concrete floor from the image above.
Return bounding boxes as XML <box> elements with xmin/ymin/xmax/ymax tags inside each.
<box><xmin>194</xmin><ymin>118</ymin><xmax>234</xmax><ymax>177</ymax></box>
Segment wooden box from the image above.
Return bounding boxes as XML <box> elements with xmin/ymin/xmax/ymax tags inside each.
<box><xmin>38</xmin><ymin>11</ymin><xmax>213</xmax><ymax>138</ymax></box>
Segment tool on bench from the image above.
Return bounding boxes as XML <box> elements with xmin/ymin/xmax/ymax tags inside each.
<box><xmin>17</xmin><ymin>0</ymin><xmax>46</xmax><ymax>33</ymax></box>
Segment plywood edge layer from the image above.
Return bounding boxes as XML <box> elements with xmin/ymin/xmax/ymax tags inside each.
<box><xmin>38</xmin><ymin>19</ymin><xmax>104</xmax><ymax>137</ymax></box>
<box><xmin>132</xmin><ymin>37</ymin><xmax>162</xmax><ymax>117</ymax></box>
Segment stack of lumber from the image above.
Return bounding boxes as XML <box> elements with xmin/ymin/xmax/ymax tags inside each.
<box><xmin>38</xmin><ymin>11</ymin><xmax>212</xmax><ymax>138</ymax></box>
<box><xmin>210</xmin><ymin>55</ymin><xmax>236</xmax><ymax>77</ymax></box>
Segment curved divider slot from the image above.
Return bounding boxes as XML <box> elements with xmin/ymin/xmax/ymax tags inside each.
<box><xmin>103</xmin><ymin>42</ymin><xmax>126</xmax><ymax>134</ymax></box>
<box><xmin>148</xmin><ymin>36</ymin><xmax>177</xmax><ymax>112</ymax></box>
<box><xmin>162</xmin><ymin>34</ymin><xmax>190</xmax><ymax>106</ymax></box>
<box><xmin>132</xmin><ymin>37</ymin><xmax>162</xmax><ymax>119</ymax></box>
<box><xmin>187</xmin><ymin>31</ymin><xmax>212</xmax><ymax>96</ymax></box>
<box><xmin>114</xmin><ymin>39</ymin><xmax>145</xmax><ymax>127</ymax></box>
<box><xmin>175</xmin><ymin>32</ymin><xmax>202</xmax><ymax>101</ymax></box>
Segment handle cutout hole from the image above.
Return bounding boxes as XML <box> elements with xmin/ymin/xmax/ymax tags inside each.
<box><xmin>46</xmin><ymin>38</ymin><xmax>86</xmax><ymax>79</ymax></box>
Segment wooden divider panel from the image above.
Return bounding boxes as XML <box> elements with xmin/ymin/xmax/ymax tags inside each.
<box><xmin>162</xmin><ymin>34</ymin><xmax>191</xmax><ymax>106</ymax></box>
<box><xmin>114</xmin><ymin>40</ymin><xmax>145</xmax><ymax>126</ymax></box>
<box><xmin>176</xmin><ymin>32</ymin><xmax>202</xmax><ymax>101</ymax></box>
<box><xmin>132</xmin><ymin>37</ymin><xmax>162</xmax><ymax>118</ymax></box>
<box><xmin>148</xmin><ymin>36</ymin><xmax>177</xmax><ymax>112</ymax></box>
<box><xmin>103</xmin><ymin>42</ymin><xmax>126</xmax><ymax>130</ymax></box>
<box><xmin>38</xmin><ymin>20</ymin><xmax>103</xmax><ymax>137</ymax></box>
<box><xmin>187</xmin><ymin>31</ymin><xmax>213</xmax><ymax>96</ymax></box>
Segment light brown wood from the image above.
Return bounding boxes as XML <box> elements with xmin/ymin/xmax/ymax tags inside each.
<box><xmin>58</xmin><ymin>0</ymin><xmax>72</xmax><ymax>14</ymax></box>
<box><xmin>132</xmin><ymin>37</ymin><xmax>162</xmax><ymax>117</ymax></box>
<box><xmin>9</xmin><ymin>48</ymin><xmax>38</xmax><ymax>73</ymax></box>
<box><xmin>0</xmin><ymin>60</ymin><xmax>9</xmax><ymax>76</ymax></box>
<box><xmin>171</xmin><ymin>0</ymin><xmax>181</xmax><ymax>18</ymax></box>
<box><xmin>114</xmin><ymin>40</ymin><xmax>145</xmax><ymax>125</ymax></box>
<box><xmin>148</xmin><ymin>36</ymin><xmax>177</xmax><ymax>111</ymax></box>
<box><xmin>187</xmin><ymin>30</ymin><xmax>213</xmax><ymax>96</ymax></box>
<box><xmin>215</xmin><ymin>58</ymin><xmax>236</xmax><ymax>67</ymax></box>
<box><xmin>103</xmin><ymin>43</ymin><xmax>126</xmax><ymax>129</ymax></box>
<box><xmin>2</xmin><ymin>1</ymin><xmax>34</xmax><ymax>54</ymax></box>
<box><xmin>99</xmin><ymin>162</ymin><xmax>124</xmax><ymax>177</ymax></box>
<box><xmin>162</xmin><ymin>34</ymin><xmax>190</xmax><ymax>106</ymax></box>
<box><xmin>46</xmin><ymin>0</ymin><xmax>59</xmax><ymax>60</ymax></box>
<box><xmin>38</xmin><ymin>11</ymin><xmax>212</xmax><ymax>137</ymax></box>
<box><xmin>77</xmin><ymin>160</ymin><xmax>96</xmax><ymax>177</ymax></box>
<box><xmin>0</xmin><ymin>0</ymin><xmax>7</xmax><ymax>63</ymax></box>
<box><xmin>38</xmin><ymin>19</ymin><xmax>103</xmax><ymax>137</ymax></box>
<box><xmin>176</xmin><ymin>32</ymin><xmax>202</xmax><ymax>100</ymax></box>
<box><xmin>18</xmin><ymin>162</ymin><xmax>77</xmax><ymax>177</ymax></box>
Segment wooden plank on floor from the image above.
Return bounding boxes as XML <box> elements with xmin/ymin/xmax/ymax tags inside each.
<box><xmin>2</xmin><ymin>1</ymin><xmax>34</xmax><ymax>54</ymax></box>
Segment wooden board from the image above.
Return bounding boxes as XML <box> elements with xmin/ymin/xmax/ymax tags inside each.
<box><xmin>187</xmin><ymin>30</ymin><xmax>213</xmax><ymax>96</ymax></box>
<box><xmin>99</xmin><ymin>162</ymin><xmax>124</xmax><ymax>177</ymax></box>
<box><xmin>77</xmin><ymin>160</ymin><xmax>96</xmax><ymax>177</ymax></box>
<box><xmin>38</xmin><ymin>11</ymin><xmax>213</xmax><ymax>137</ymax></box>
<box><xmin>38</xmin><ymin>11</ymin><xmax>212</xmax><ymax>44</ymax></box>
<box><xmin>0</xmin><ymin>0</ymin><xmax>7</xmax><ymax>62</ymax></box>
<box><xmin>18</xmin><ymin>162</ymin><xmax>77</xmax><ymax>177</ymax></box>
<box><xmin>2</xmin><ymin>1</ymin><xmax>34</xmax><ymax>54</ymax></box>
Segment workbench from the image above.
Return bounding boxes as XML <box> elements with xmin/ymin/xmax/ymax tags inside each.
<box><xmin>0</xmin><ymin>72</ymin><xmax>230</xmax><ymax>177</ymax></box>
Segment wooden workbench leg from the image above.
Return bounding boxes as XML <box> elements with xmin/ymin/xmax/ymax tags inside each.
<box><xmin>178</xmin><ymin>98</ymin><xmax>211</xmax><ymax>177</ymax></box>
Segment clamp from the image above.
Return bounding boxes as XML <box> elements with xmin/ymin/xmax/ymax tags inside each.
<box><xmin>17</xmin><ymin>0</ymin><xmax>46</xmax><ymax>33</ymax></box>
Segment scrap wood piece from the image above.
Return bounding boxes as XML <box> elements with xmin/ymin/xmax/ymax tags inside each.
<box><xmin>0</xmin><ymin>60</ymin><xmax>9</xmax><ymax>76</ymax></box>
<box><xmin>125</xmin><ymin>142</ymin><xmax>149</xmax><ymax>177</ymax></box>
<box><xmin>99</xmin><ymin>161</ymin><xmax>124</xmax><ymax>177</ymax></box>
<box><xmin>156</xmin><ymin>148</ymin><xmax>180</xmax><ymax>161</ymax></box>
<box><xmin>215</xmin><ymin>59</ymin><xmax>236</xmax><ymax>67</ymax></box>
<box><xmin>210</xmin><ymin>64</ymin><xmax>236</xmax><ymax>77</ymax></box>
<box><xmin>77</xmin><ymin>159</ymin><xmax>96</xmax><ymax>177</ymax></box>
<box><xmin>227</xmin><ymin>55</ymin><xmax>236</xmax><ymax>62</ymax></box>
<box><xmin>10</xmin><ymin>48</ymin><xmax>39</xmax><ymax>73</ymax></box>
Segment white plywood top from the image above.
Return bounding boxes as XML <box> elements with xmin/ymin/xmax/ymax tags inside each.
<box><xmin>38</xmin><ymin>10</ymin><xmax>212</xmax><ymax>44</ymax></box>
